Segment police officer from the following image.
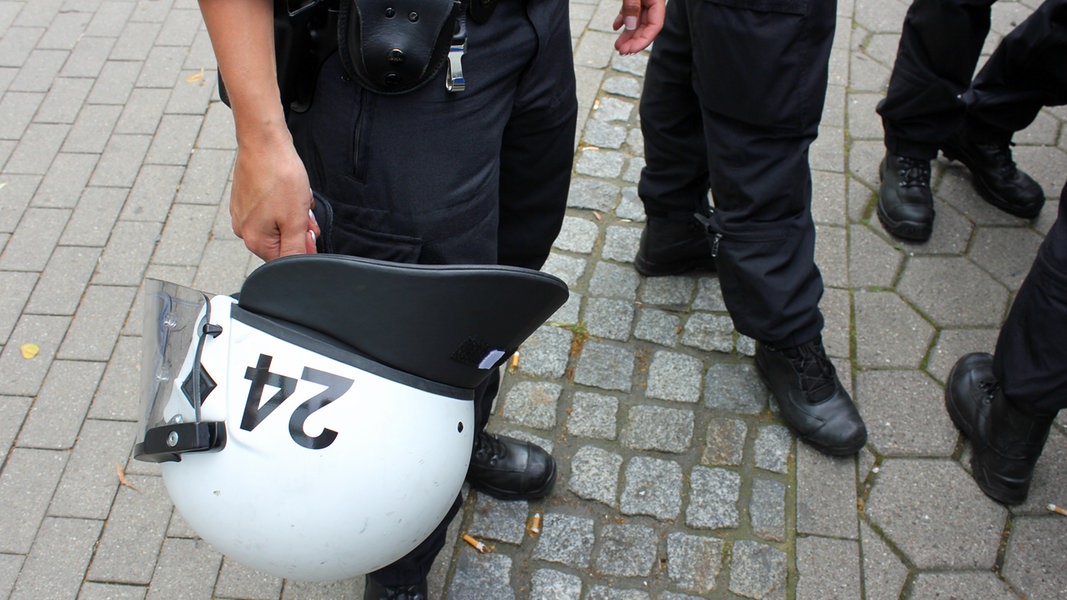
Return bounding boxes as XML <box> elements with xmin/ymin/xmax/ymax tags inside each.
<box><xmin>633</xmin><ymin>0</ymin><xmax>868</xmax><ymax>456</ymax></box>
<box><xmin>876</xmin><ymin>0</ymin><xmax>1067</xmax><ymax>242</ymax></box>
<box><xmin>195</xmin><ymin>0</ymin><xmax>661</xmax><ymax>597</ymax></box>
<box><xmin>946</xmin><ymin>179</ymin><xmax>1067</xmax><ymax>506</ymax></box>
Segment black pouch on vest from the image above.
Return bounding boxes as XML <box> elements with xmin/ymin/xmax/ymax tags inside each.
<box><xmin>338</xmin><ymin>0</ymin><xmax>464</xmax><ymax>94</ymax></box>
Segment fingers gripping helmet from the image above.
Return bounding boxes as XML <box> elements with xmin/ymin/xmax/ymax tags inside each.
<box><xmin>134</xmin><ymin>255</ymin><xmax>568</xmax><ymax>581</ymax></box>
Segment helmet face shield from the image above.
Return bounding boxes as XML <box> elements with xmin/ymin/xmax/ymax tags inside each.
<box><xmin>135</xmin><ymin>279</ymin><xmax>225</xmax><ymax>463</ymax></box>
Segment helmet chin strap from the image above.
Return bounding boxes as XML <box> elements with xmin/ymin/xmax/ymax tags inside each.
<box><xmin>190</xmin><ymin>292</ymin><xmax>223</xmax><ymax>424</ymax></box>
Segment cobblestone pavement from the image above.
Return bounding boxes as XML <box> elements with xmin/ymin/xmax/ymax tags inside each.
<box><xmin>1</xmin><ymin>0</ymin><xmax>1066</xmax><ymax>598</ymax></box>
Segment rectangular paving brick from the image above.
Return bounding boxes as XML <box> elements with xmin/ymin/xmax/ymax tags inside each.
<box><xmin>0</xmin><ymin>206</ymin><xmax>68</xmax><ymax>272</ymax></box>
<box><xmin>61</xmin><ymin>36</ymin><xmax>115</xmax><ymax>78</ymax></box>
<box><xmin>89</xmin><ymin>475</ymin><xmax>172</xmax><ymax>584</ymax></box>
<box><xmin>0</xmin><ymin>314</ymin><xmax>71</xmax><ymax>396</ymax></box>
<box><xmin>0</xmin><ymin>270</ymin><xmax>36</xmax><ymax>342</ymax></box>
<box><xmin>57</xmin><ymin>284</ymin><xmax>137</xmax><ymax>361</ymax></box>
<box><xmin>50</xmin><ymin>418</ymin><xmax>138</xmax><ymax>520</ymax></box>
<box><xmin>146</xmin><ymin>537</ymin><xmax>222</xmax><ymax>600</ymax></box>
<box><xmin>9</xmin><ymin>516</ymin><xmax>103</xmax><ymax>600</ymax></box>
<box><xmin>0</xmin><ymin>448</ymin><xmax>68</xmax><ymax>553</ymax></box>
<box><xmin>88</xmin><ymin>334</ymin><xmax>142</xmax><ymax>422</ymax></box>
<box><xmin>19</xmin><ymin>359</ymin><xmax>106</xmax><ymax>450</ymax></box>
<box><xmin>35</xmin><ymin>152</ymin><xmax>98</xmax><ymax>208</ymax></box>
<box><xmin>91</xmin><ymin>220</ymin><xmax>162</xmax><ymax>286</ymax></box>
<box><xmin>0</xmin><ymin>395</ymin><xmax>32</xmax><ymax>466</ymax></box>
<box><xmin>25</xmin><ymin>246</ymin><xmax>100</xmax><ymax>316</ymax></box>
<box><xmin>60</xmin><ymin>186</ymin><xmax>127</xmax><ymax>247</ymax></box>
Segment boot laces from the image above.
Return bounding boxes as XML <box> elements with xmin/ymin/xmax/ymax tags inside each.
<box><xmin>976</xmin><ymin>378</ymin><xmax>1000</xmax><ymax>402</ymax></box>
<box><xmin>384</xmin><ymin>585</ymin><xmax>426</xmax><ymax>600</ymax></box>
<box><xmin>896</xmin><ymin>156</ymin><xmax>931</xmax><ymax>188</ymax></box>
<box><xmin>782</xmin><ymin>340</ymin><xmax>838</xmax><ymax>403</ymax></box>
<box><xmin>473</xmin><ymin>433</ymin><xmax>506</xmax><ymax>463</ymax></box>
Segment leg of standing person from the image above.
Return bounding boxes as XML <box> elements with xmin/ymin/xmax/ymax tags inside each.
<box><xmin>639</xmin><ymin>0</ymin><xmax>866</xmax><ymax>456</ymax></box>
<box><xmin>633</xmin><ymin>0</ymin><xmax>717</xmax><ymax>277</ymax></box>
<box><xmin>941</xmin><ymin>0</ymin><xmax>1067</xmax><ymax>218</ymax></box>
<box><xmin>946</xmin><ymin>179</ymin><xmax>1067</xmax><ymax>504</ymax></box>
<box><xmin>287</xmin><ymin>0</ymin><xmax>573</xmax><ymax>594</ymax></box>
<box><xmin>875</xmin><ymin>0</ymin><xmax>998</xmax><ymax>241</ymax></box>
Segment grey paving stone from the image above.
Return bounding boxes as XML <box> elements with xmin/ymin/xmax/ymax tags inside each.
<box><xmin>502</xmin><ymin>380</ymin><xmax>561</xmax><ymax>430</ymax></box>
<box><xmin>0</xmin><ymin>448</ymin><xmax>68</xmax><ymax>553</ymax></box>
<box><xmin>680</xmin><ymin>310</ymin><xmax>736</xmax><ymax>354</ymax></box>
<box><xmin>909</xmin><ymin>571</ymin><xmax>1017</xmax><ymax>600</ymax></box>
<box><xmin>90</xmin><ymin>475</ymin><xmax>173</xmax><ymax>584</ymax></box>
<box><xmin>0</xmin><ymin>314</ymin><xmax>71</xmax><ymax>396</ymax></box>
<box><xmin>795</xmin><ymin>536</ymin><xmax>861</xmax><ymax>600</ymax></box>
<box><xmin>89</xmin><ymin>334</ymin><xmax>142</xmax><ymax>421</ymax></box>
<box><xmin>214</xmin><ymin>558</ymin><xmax>284</xmax><ymax>600</ymax></box>
<box><xmin>595</xmin><ymin>522</ymin><xmax>657</xmax><ymax>577</ymax></box>
<box><xmin>554</xmin><ymin>215</ymin><xmax>599</xmax><ymax>254</ymax></box>
<box><xmin>516</xmin><ymin>325</ymin><xmax>572</xmax><ymax>379</ymax></box>
<box><xmin>610</xmin><ymin>52</ymin><xmax>648</xmax><ymax>78</ymax></box>
<box><xmin>36</xmin><ymin>77</ymin><xmax>92</xmax><ymax>123</ymax></box>
<box><xmin>9</xmin><ymin>517</ymin><xmax>101</xmax><ymax>600</ymax></box>
<box><xmin>621</xmin><ymin>405</ymin><xmax>694</xmax><ymax>453</ymax></box>
<box><xmin>853</xmin><ymin>290</ymin><xmax>935</xmax><ymax>369</ymax></box>
<box><xmin>619</xmin><ymin>456</ymin><xmax>682</xmax><ymax>520</ymax></box>
<box><xmin>686</xmin><ymin>467</ymin><xmax>740</xmax><ymax>530</ymax></box>
<box><xmin>79</xmin><ymin>582</ymin><xmax>148</xmax><ymax>600</ymax></box>
<box><xmin>866</xmin><ymin>458</ymin><xmax>1005</xmax><ymax>570</ymax></box>
<box><xmin>616</xmin><ymin>186</ymin><xmax>644</xmax><ymax>221</ymax></box>
<box><xmin>191</xmin><ymin>238</ymin><xmax>251</xmax><ymax>295</ymax></box>
<box><xmin>796</xmin><ymin>444</ymin><xmax>860</xmax><ymax>539</ymax></box>
<box><xmin>591</xmin><ymin>96</ymin><xmax>635</xmax><ymax>123</ymax></box>
<box><xmin>567</xmin><ymin>176</ymin><xmax>620</xmax><ymax>213</ymax></box>
<box><xmin>530</xmin><ymin>568</ymin><xmax>583</xmax><ymax>600</ymax></box>
<box><xmin>601</xmin><ymin>75</ymin><xmax>640</xmax><ymax>99</ymax></box>
<box><xmin>848</xmin><ymin>222</ymin><xmax>902</xmax><ymax>290</ymax></box>
<box><xmin>1015</xmin><ymin>428</ymin><xmax>1067</xmax><ymax>515</ymax></box>
<box><xmin>0</xmin><ymin>395</ymin><xmax>30</xmax><ymax>466</ymax></box>
<box><xmin>859</xmin><ymin>521</ymin><xmax>907</xmax><ymax>600</ymax></box>
<box><xmin>898</xmin><ymin>255</ymin><xmax>1008</xmax><ymax>328</ymax></box>
<box><xmin>601</xmin><ymin>224</ymin><xmax>641</xmax><ymax>264</ymax></box>
<box><xmin>153</xmin><ymin>202</ymin><xmax>215</xmax><ymax>266</ymax></box>
<box><xmin>969</xmin><ymin>225</ymin><xmax>1045</xmax><ymax>289</ymax></box>
<box><xmin>633</xmin><ymin>308</ymin><xmax>681</xmax><ymax>347</ymax></box>
<box><xmin>137</xmin><ymin>45</ymin><xmax>188</xmax><ymax>89</ymax></box>
<box><xmin>196</xmin><ymin>102</ymin><xmax>239</xmax><ymax>151</ymax></box>
<box><xmin>167</xmin><ymin>70</ymin><xmax>218</xmax><ymax>116</ymax></box>
<box><xmin>0</xmin><ymin>553</ymin><xmax>21</xmax><ymax>600</ymax></box>
<box><xmin>926</xmin><ymin>328</ymin><xmax>999</xmax><ymax>386</ymax></box>
<box><xmin>281</xmin><ymin>577</ymin><xmax>362</xmax><ymax>600</ymax></box>
<box><xmin>815</xmin><ymin>224</ymin><xmax>848</xmax><ymax>289</ymax></box>
<box><xmin>0</xmin><ymin>270</ymin><xmax>35</xmax><ymax>341</ymax></box>
<box><xmin>701</xmin><ymin>417</ymin><xmax>747</xmax><ymax>467</ymax></box>
<box><xmin>145</xmin><ymin>114</ymin><xmax>201</xmax><ymax>166</ymax></box>
<box><xmin>542</xmin><ymin>252</ymin><xmax>588</xmax><ymax>288</ymax></box>
<box><xmin>35</xmin><ymin>152</ymin><xmax>99</xmax><ymax>208</ymax></box>
<box><xmin>468</xmin><ymin>494</ymin><xmax>529</xmax><ymax>545</ymax></box>
<box><xmin>567</xmin><ymin>391</ymin><xmax>618</xmax><ymax>440</ymax></box>
<box><xmin>0</xmin><ymin>91</ymin><xmax>41</xmax><ymax>140</ymax></box>
<box><xmin>0</xmin><ymin>206</ymin><xmax>68</xmax><ymax>271</ymax></box>
<box><xmin>90</xmin><ymin>134</ymin><xmax>152</xmax><ymax>187</ymax></box>
<box><xmin>549</xmin><ymin>290</ymin><xmax>582</xmax><ymax>325</ymax></box>
<box><xmin>585</xmin><ymin>296</ymin><xmax>635</xmax><ymax>341</ymax></box>
<box><xmin>645</xmin><ymin>351</ymin><xmax>703</xmax><ymax>403</ymax></box>
<box><xmin>583</xmin><ymin>119</ymin><xmax>628</xmax><ymax>149</ymax></box>
<box><xmin>18</xmin><ymin>360</ymin><xmax>105</xmax><ymax>449</ymax></box>
<box><xmin>639</xmin><ymin>278</ymin><xmax>696</xmax><ymax>308</ymax></box>
<box><xmin>50</xmin><ymin>418</ymin><xmax>137</xmax><ymax>519</ymax></box>
<box><xmin>586</xmin><ymin>586</ymin><xmax>649</xmax><ymax>600</ymax></box>
<box><xmin>754</xmin><ymin>425</ymin><xmax>792</xmax><ymax>475</ymax></box>
<box><xmin>6</xmin><ymin>123</ymin><xmax>69</xmax><ymax>176</ymax></box>
<box><xmin>57</xmin><ymin>284</ymin><xmax>136</xmax><ymax>361</ymax></box>
<box><xmin>145</xmin><ymin>536</ymin><xmax>222</xmax><ymax>600</ymax></box>
<box><xmin>999</xmin><ymin>515</ymin><xmax>1067</xmax><ymax>600</ymax></box>
<box><xmin>703</xmin><ymin>363</ymin><xmax>767</xmax><ymax>415</ymax></box>
<box><xmin>691</xmin><ymin>277</ymin><xmax>727</xmax><ymax>312</ymax></box>
<box><xmin>111</xmin><ymin>21</ymin><xmax>161</xmax><ymax>62</ymax></box>
<box><xmin>64</xmin><ymin>104</ymin><xmax>122</xmax><ymax>153</ymax></box>
<box><xmin>665</xmin><ymin>532</ymin><xmax>723</xmax><ymax>595</ymax></box>
<box><xmin>751</xmin><ymin>478</ymin><xmax>787</xmax><ymax>542</ymax></box>
<box><xmin>728</xmin><ymin>540</ymin><xmax>786</xmax><ymax>600</ymax></box>
<box><xmin>589</xmin><ymin>261</ymin><xmax>639</xmax><ymax>300</ymax></box>
<box><xmin>568</xmin><ymin>445</ymin><xmax>622</xmax><ymax>506</ymax></box>
<box><xmin>573</xmin><ymin>341</ymin><xmax>634</xmax><ymax>392</ymax></box>
<box><xmin>116</xmin><ymin>87</ymin><xmax>171</xmax><ymax>135</ymax></box>
<box><xmin>61</xmin><ymin>36</ymin><xmax>115</xmax><ymax>78</ymax></box>
<box><xmin>855</xmin><ymin>370</ymin><xmax>957</xmax><ymax>457</ymax></box>
<box><xmin>533</xmin><ymin>513</ymin><xmax>595</xmax><ymax>569</ymax></box>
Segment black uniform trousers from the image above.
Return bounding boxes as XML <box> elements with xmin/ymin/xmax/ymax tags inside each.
<box><xmin>994</xmin><ymin>180</ymin><xmax>1067</xmax><ymax>415</ymax></box>
<box><xmin>877</xmin><ymin>0</ymin><xmax>1067</xmax><ymax>159</ymax></box>
<box><xmin>287</xmin><ymin>0</ymin><xmax>577</xmax><ymax>585</ymax></box>
<box><xmin>638</xmin><ymin>0</ymin><xmax>837</xmax><ymax>347</ymax></box>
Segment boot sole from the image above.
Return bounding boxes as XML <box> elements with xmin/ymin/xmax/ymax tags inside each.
<box><xmin>876</xmin><ymin>200</ymin><xmax>932</xmax><ymax>242</ymax></box>
<box><xmin>941</xmin><ymin>149</ymin><xmax>1043</xmax><ymax>219</ymax></box>
<box><xmin>467</xmin><ymin>460</ymin><xmax>557</xmax><ymax>501</ymax></box>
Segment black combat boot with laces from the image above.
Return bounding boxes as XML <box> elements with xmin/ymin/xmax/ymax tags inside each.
<box><xmin>878</xmin><ymin>153</ymin><xmax>935</xmax><ymax>242</ymax></box>
<box><xmin>467</xmin><ymin>432</ymin><xmax>556</xmax><ymax>500</ymax></box>
<box><xmin>941</xmin><ymin>132</ymin><xmax>1044</xmax><ymax>219</ymax></box>
<box><xmin>755</xmin><ymin>336</ymin><xmax>867</xmax><ymax>456</ymax></box>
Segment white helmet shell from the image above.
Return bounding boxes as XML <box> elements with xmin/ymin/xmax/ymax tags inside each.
<box><xmin>135</xmin><ymin>256</ymin><xmax>567</xmax><ymax>582</ymax></box>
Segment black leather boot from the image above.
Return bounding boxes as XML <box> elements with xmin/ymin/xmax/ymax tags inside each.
<box><xmin>754</xmin><ymin>337</ymin><xmax>867</xmax><ymax>456</ymax></box>
<box><xmin>634</xmin><ymin>216</ymin><xmax>716</xmax><ymax>276</ymax></box>
<box><xmin>945</xmin><ymin>352</ymin><xmax>1054</xmax><ymax>505</ymax></box>
<box><xmin>467</xmin><ymin>433</ymin><xmax>556</xmax><ymax>500</ymax></box>
<box><xmin>941</xmin><ymin>132</ymin><xmax>1044</xmax><ymax>219</ymax></box>
<box><xmin>878</xmin><ymin>153</ymin><xmax>935</xmax><ymax>242</ymax></box>
<box><xmin>364</xmin><ymin>577</ymin><xmax>428</xmax><ymax>600</ymax></box>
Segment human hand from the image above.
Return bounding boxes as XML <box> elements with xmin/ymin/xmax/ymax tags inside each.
<box><xmin>230</xmin><ymin>132</ymin><xmax>320</xmax><ymax>261</ymax></box>
<box><xmin>612</xmin><ymin>0</ymin><xmax>664</xmax><ymax>55</ymax></box>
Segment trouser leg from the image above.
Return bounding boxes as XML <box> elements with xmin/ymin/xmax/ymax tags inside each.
<box><xmin>993</xmin><ymin>179</ymin><xmax>1067</xmax><ymax>414</ymax></box>
<box><xmin>963</xmin><ymin>0</ymin><xmax>1067</xmax><ymax>142</ymax></box>
<box><xmin>877</xmin><ymin>0</ymin><xmax>997</xmax><ymax>158</ymax></box>
<box><xmin>691</xmin><ymin>0</ymin><xmax>836</xmax><ymax>346</ymax></box>
<box><xmin>637</xmin><ymin>0</ymin><xmax>711</xmax><ymax>222</ymax></box>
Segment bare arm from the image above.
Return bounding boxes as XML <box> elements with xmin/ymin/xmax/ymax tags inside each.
<box><xmin>199</xmin><ymin>0</ymin><xmax>318</xmax><ymax>260</ymax></box>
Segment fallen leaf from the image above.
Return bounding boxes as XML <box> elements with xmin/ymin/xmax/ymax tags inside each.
<box><xmin>20</xmin><ymin>343</ymin><xmax>39</xmax><ymax>359</ymax></box>
<box><xmin>117</xmin><ymin>464</ymin><xmax>140</xmax><ymax>492</ymax></box>
<box><xmin>186</xmin><ymin>68</ymin><xmax>205</xmax><ymax>83</ymax></box>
